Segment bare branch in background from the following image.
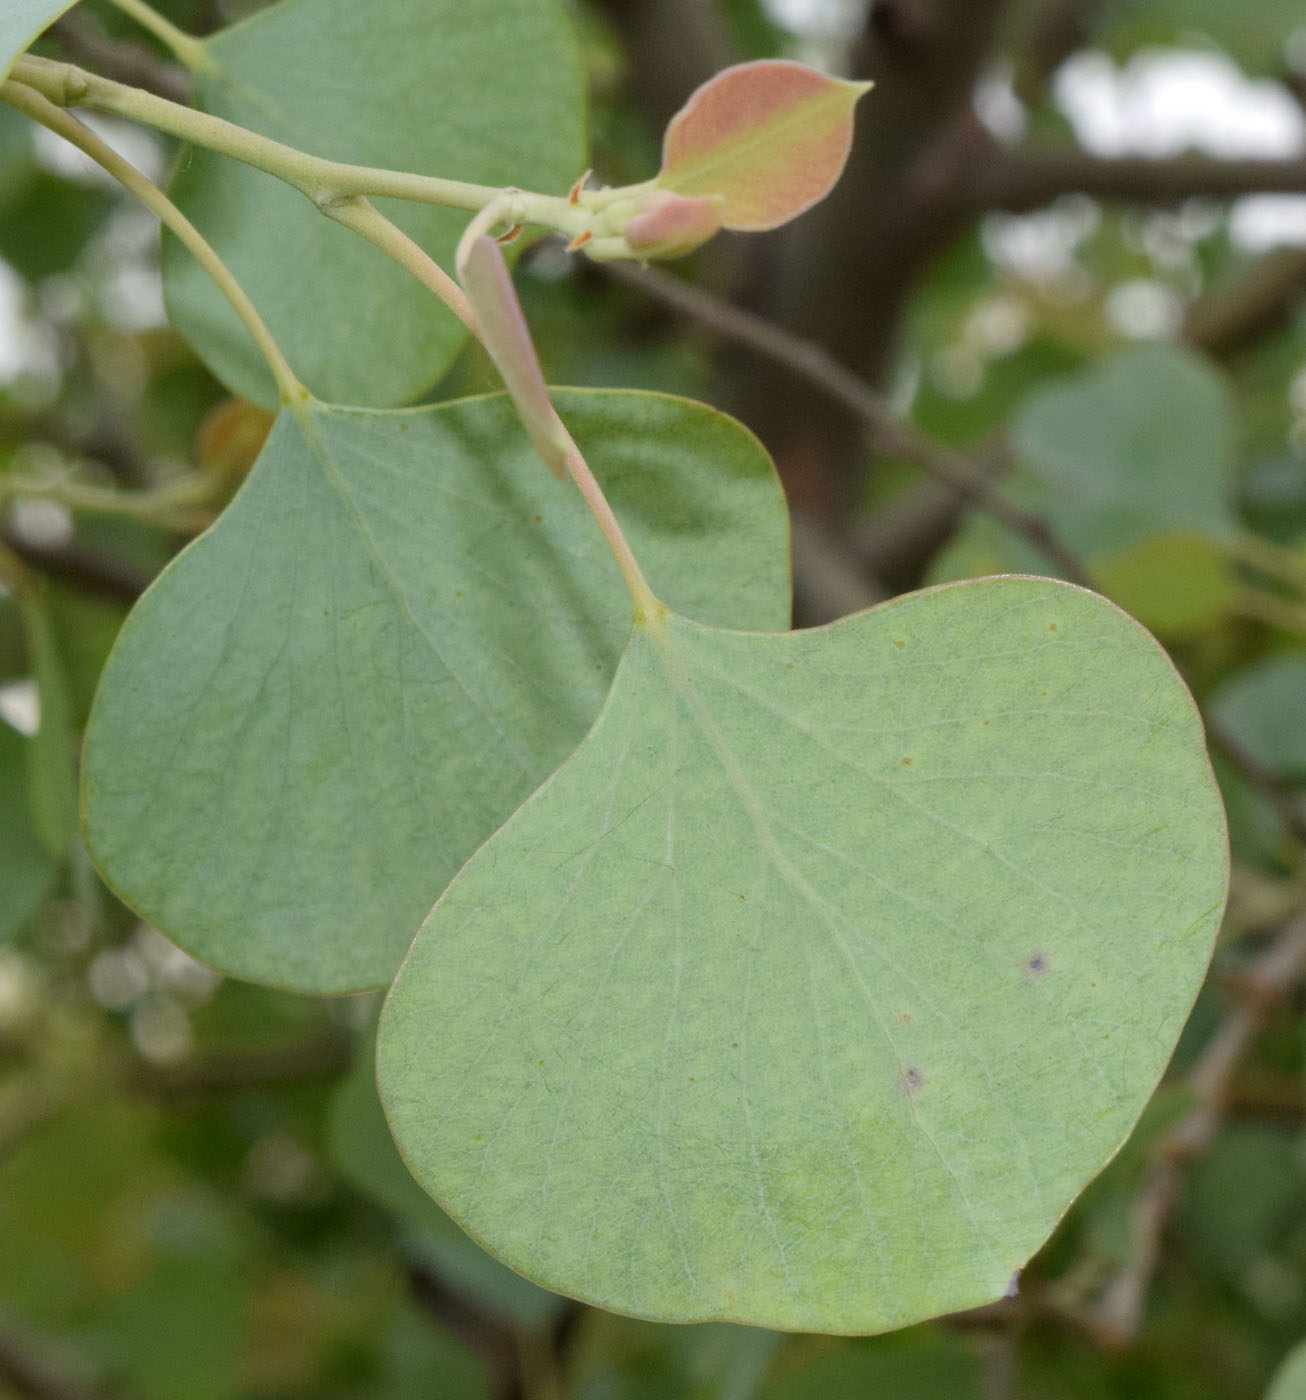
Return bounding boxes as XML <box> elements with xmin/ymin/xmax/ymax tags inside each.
<box><xmin>0</xmin><ymin>1323</ymin><xmax>121</xmax><ymax>1400</ymax></box>
<box><xmin>602</xmin><ymin>257</ymin><xmax>1091</xmax><ymax>593</ymax></box>
<box><xmin>51</xmin><ymin>12</ymin><xmax>189</xmax><ymax>103</ymax></box>
<box><xmin>967</xmin><ymin>148</ymin><xmax>1306</xmax><ymax>212</ymax></box>
<box><xmin>0</xmin><ymin>529</ymin><xmax>151</xmax><ymax>605</ymax></box>
<box><xmin>1088</xmin><ymin>914</ymin><xmax>1306</xmax><ymax>1346</ymax></box>
<box><xmin>1184</xmin><ymin>247</ymin><xmax>1306</xmax><ymax>357</ymax></box>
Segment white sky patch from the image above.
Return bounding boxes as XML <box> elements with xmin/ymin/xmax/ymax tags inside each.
<box><xmin>0</xmin><ymin>259</ymin><xmax>60</xmax><ymax>385</ymax></box>
<box><xmin>1055</xmin><ymin>49</ymin><xmax>1306</xmax><ymax>160</ymax></box>
<box><xmin>975</xmin><ymin>65</ymin><xmax>1027</xmax><ymax>144</ymax></box>
<box><xmin>0</xmin><ymin>680</ymin><xmax>40</xmax><ymax>738</ymax></box>
<box><xmin>32</xmin><ymin>113</ymin><xmax>166</xmax><ymax>188</ymax></box>
<box><xmin>1228</xmin><ymin>195</ymin><xmax>1306</xmax><ymax>251</ymax></box>
<box><xmin>1106</xmin><ymin>278</ymin><xmax>1185</xmax><ymax>338</ymax></box>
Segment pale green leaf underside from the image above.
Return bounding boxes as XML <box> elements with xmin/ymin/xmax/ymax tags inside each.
<box><xmin>81</xmin><ymin>390</ymin><xmax>790</xmax><ymax>993</ymax></box>
<box><xmin>378</xmin><ymin>577</ymin><xmax>1227</xmax><ymax>1332</ymax></box>
<box><xmin>163</xmin><ymin>0</ymin><xmax>585</xmax><ymax>408</ymax></box>
<box><xmin>1</xmin><ymin>1</ymin><xmax>76</xmax><ymax>81</ymax></box>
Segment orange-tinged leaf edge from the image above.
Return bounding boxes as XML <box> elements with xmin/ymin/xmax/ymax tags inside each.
<box><xmin>657</xmin><ymin>59</ymin><xmax>871</xmax><ymax>232</ymax></box>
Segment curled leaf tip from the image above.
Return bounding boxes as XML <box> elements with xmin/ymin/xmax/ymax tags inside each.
<box><xmin>657</xmin><ymin>59</ymin><xmax>870</xmax><ymax>232</ymax></box>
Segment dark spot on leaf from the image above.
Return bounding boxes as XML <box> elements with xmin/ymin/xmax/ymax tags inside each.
<box><xmin>731</xmin><ymin>1042</ymin><xmax>739</xmax><ymax>1049</ymax></box>
<box><xmin>785</xmin><ymin>661</ymin><xmax>794</xmax><ymax>669</ymax></box>
<box><xmin>688</xmin><ymin>1075</ymin><xmax>696</xmax><ymax>1082</ymax></box>
<box><xmin>901</xmin><ymin>757</ymin><xmax>912</xmax><ymax>767</ymax></box>
<box><xmin>902</xmin><ymin>1067</ymin><xmax>923</xmax><ymax>1092</ymax></box>
<box><xmin>737</xmin><ymin>892</ymin><xmax>747</xmax><ymax>901</ymax></box>
<box><xmin>1025</xmin><ymin>953</ymin><xmax>1047</xmax><ymax>976</ymax></box>
<box><xmin>893</xmin><ymin>639</ymin><xmax>906</xmax><ymax>649</ymax></box>
<box><xmin>898</xmin><ymin>1011</ymin><xmax>912</xmax><ymax>1024</ymax></box>
<box><xmin>533</xmin><ymin>514</ymin><xmax>542</xmax><ymax>523</ymax></box>
<box><xmin>1048</xmin><ymin>621</ymin><xmax>1059</xmax><ymax>632</ymax></box>
<box><xmin>982</xmin><ymin>719</ymin><xmax>990</xmax><ymax>727</ymax></box>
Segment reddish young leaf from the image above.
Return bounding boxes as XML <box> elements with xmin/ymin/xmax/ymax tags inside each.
<box><xmin>657</xmin><ymin>59</ymin><xmax>870</xmax><ymax>232</ymax></box>
<box><xmin>622</xmin><ymin>190</ymin><xmax>723</xmax><ymax>259</ymax></box>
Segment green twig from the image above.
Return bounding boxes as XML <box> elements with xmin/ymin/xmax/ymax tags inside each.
<box><xmin>105</xmin><ymin>0</ymin><xmax>218</xmax><ymax>75</ymax></box>
<box><xmin>10</xmin><ymin>54</ymin><xmax>580</xmax><ymax>228</ymax></box>
<box><xmin>0</xmin><ymin>470</ymin><xmax>218</xmax><ymax>531</ymax></box>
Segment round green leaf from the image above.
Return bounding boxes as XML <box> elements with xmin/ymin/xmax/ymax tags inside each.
<box><xmin>1210</xmin><ymin>654</ymin><xmax>1306</xmax><ymax>784</ymax></box>
<box><xmin>378</xmin><ymin>577</ymin><xmax>1227</xmax><ymax>1332</ymax></box>
<box><xmin>162</xmin><ymin>0</ymin><xmax>586</xmax><ymax>408</ymax></box>
<box><xmin>1011</xmin><ymin>344</ymin><xmax>1235</xmax><ymax>558</ymax></box>
<box><xmin>82</xmin><ymin>390</ymin><xmax>790</xmax><ymax>993</ymax></box>
<box><xmin>1</xmin><ymin>1</ymin><xmax>77</xmax><ymax>81</ymax></box>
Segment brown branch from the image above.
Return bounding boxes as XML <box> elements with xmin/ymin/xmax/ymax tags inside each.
<box><xmin>600</xmin><ymin>258</ymin><xmax>1091</xmax><ymax>589</ymax></box>
<box><xmin>408</xmin><ymin>1264</ymin><xmax>526</xmax><ymax>1400</ymax></box>
<box><xmin>131</xmin><ymin>1027</ymin><xmax>354</xmax><ymax>1098</ymax></box>
<box><xmin>0</xmin><ymin>529</ymin><xmax>152</xmax><ymax>605</ymax></box>
<box><xmin>50</xmin><ymin>12</ymin><xmax>189</xmax><ymax>103</ymax></box>
<box><xmin>968</xmin><ymin>147</ymin><xmax>1306</xmax><ymax>213</ymax></box>
<box><xmin>1183</xmin><ymin>247</ymin><xmax>1306</xmax><ymax>357</ymax></box>
<box><xmin>1087</xmin><ymin>913</ymin><xmax>1306</xmax><ymax>1346</ymax></box>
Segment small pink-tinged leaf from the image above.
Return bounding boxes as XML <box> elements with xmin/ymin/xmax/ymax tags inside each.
<box><xmin>657</xmin><ymin>59</ymin><xmax>870</xmax><ymax>232</ymax></box>
<box><xmin>623</xmin><ymin>191</ymin><xmax>723</xmax><ymax>260</ymax></box>
<box><xmin>457</xmin><ymin>235</ymin><xmax>566</xmax><ymax>479</ymax></box>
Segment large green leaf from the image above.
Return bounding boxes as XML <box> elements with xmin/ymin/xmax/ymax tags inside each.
<box><xmin>1</xmin><ymin>1</ymin><xmax>77</xmax><ymax>81</ymax></box>
<box><xmin>162</xmin><ymin>0</ymin><xmax>586</xmax><ymax>408</ymax></box>
<box><xmin>82</xmin><ymin>390</ymin><xmax>790</xmax><ymax>993</ymax></box>
<box><xmin>378</xmin><ymin>577</ymin><xmax>1227</xmax><ymax>1331</ymax></box>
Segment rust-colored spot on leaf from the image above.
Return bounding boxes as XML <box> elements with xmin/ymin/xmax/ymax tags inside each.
<box><xmin>657</xmin><ymin>59</ymin><xmax>871</xmax><ymax>232</ymax></box>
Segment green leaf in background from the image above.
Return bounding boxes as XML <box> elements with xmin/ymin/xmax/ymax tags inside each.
<box><xmin>82</xmin><ymin>390</ymin><xmax>790</xmax><ymax>993</ymax></box>
<box><xmin>757</xmin><ymin>1329</ymin><xmax>985</xmax><ymax>1400</ymax></box>
<box><xmin>18</xmin><ymin>590</ymin><xmax>76</xmax><ymax>858</ymax></box>
<box><xmin>931</xmin><ymin>345</ymin><xmax>1239</xmax><ymax>638</ymax></box>
<box><xmin>566</xmin><ymin>1312</ymin><xmax>780</xmax><ymax>1400</ymax></box>
<box><xmin>162</xmin><ymin>0</ymin><xmax>586</xmax><ymax>408</ymax></box>
<box><xmin>0</xmin><ymin>721</ymin><xmax>58</xmax><ymax>943</ymax></box>
<box><xmin>1011</xmin><ymin>344</ymin><xmax>1234</xmax><ymax>557</ymax></box>
<box><xmin>379</xmin><ymin>577</ymin><xmax>1227</xmax><ymax>1331</ymax></box>
<box><xmin>1269</xmin><ymin>1339</ymin><xmax>1306</xmax><ymax>1400</ymax></box>
<box><xmin>1100</xmin><ymin>0</ymin><xmax>1300</xmax><ymax>76</ymax></box>
<box><xmin>1210</xmin><ymin>655</ymin><xmax>1306</xmax><ymax>784</ymax></box>
<box><xmin>329</xmin><ymin>1034</ymin><xmax>564</xmax><ymax>1330</ymax></box>
<box><xmin>0</xmin><ymin>1</ymin><xmax>78</xmax><ymax>81</ymax></box>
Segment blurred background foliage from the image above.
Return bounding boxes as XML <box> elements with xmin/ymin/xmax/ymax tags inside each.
<box><xmin>5</xmin><ymin>0</ymin><xmax>1306</xmax><ymax>1396</ymax></box>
